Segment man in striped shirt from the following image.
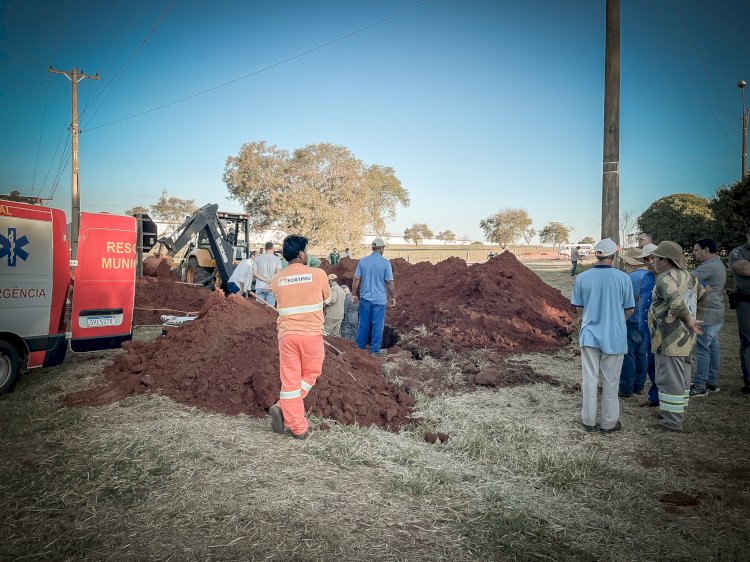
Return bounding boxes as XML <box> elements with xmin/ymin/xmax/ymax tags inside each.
<box><xmin>268</xmin><ymin>235</ymin><xmax>331</xmax><ymax>439</ymax></box>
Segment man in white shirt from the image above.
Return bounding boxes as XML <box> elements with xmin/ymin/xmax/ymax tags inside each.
<box><xmin>227</xmin><ymin>256</ymin><xmax>254</xmax><ymax>295</ymax></box>
<box><xmin>253</xmin><ymin>242</ymin><xmax>283</xmax><ymax>306</ymax></box>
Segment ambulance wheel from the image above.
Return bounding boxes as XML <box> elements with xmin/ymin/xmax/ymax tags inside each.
<box><xmin>0</xmin><ymin>341</ymin><xmax>21</xmax><ymax>395</ymax></box>
<box><xmin>185</xmin><ymin>258</ymin><xmax>212</xmax><ymax>285</ymax></box>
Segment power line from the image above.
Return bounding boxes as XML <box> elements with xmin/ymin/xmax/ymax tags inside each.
<box><xmin>672</xmin><ymin>0</ymin><xmax>735</xmax><ymax>116</ymax></box>
<box><xmin>39</xmin><ymin>109</ymin><xmax>71</xmax><ymax>198</ymax></box>
<box><xmin>650</xmin><ymin>0</ymin><xmax>739</xmax><ymax>154</ymax></box>
<box><xmin>80</xmin><ymin>0</ymin><xmax>153</xmax><ymax>119</ymax></box>
<box><xmin>82</xmin><ymin>0</ymin><xmax>177</xmax><ymax>129</ymax></box>
<box><xmin>84</xmin><ymin>0</ymin><xmax>434</xmax><ymax>132</ymax></box>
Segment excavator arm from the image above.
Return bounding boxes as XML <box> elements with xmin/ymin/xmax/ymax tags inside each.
<box><xmin>157</xmin><ymin>203</ymin><xmax>236</xmax><ymax>285</ymax></box>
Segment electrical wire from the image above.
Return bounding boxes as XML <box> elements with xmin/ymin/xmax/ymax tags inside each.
<box><xmin>80</xmin><ymin>0</ymin><xmax>152</xmax><ymax>119</ymax></box>
<box><xmin>672</xmin><ymin>0</ymin><xmax>734</xmax><ymax>116</ymax></box>
<box><xmin>651</xmin><ymin>0</ymin><xmax>739</xmax><ymax>154</ymax></box>
<box><xmin>84</xmin><ymin>0</ymin><xmax>434</xmax><ymax>132</ymax></box>
<box><xmin>82</xmin><ymin>0</ymin><xmax>177</xmax><ymax>129</ymax></box>
<box><xmin>78</xmin><ymin>0</ymin><xmax>126</xmax><ymax>115</ymax></box>
<box><xmin>39</xmin><ymin>108</ymin><xmax>71</xmax><ymax>198</ymax></box>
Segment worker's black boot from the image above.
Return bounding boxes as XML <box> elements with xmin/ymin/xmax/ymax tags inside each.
<box><xmin>269</xmin><ymin>404</ymin><xmax>285</xmax><ymax>434</ymax></box>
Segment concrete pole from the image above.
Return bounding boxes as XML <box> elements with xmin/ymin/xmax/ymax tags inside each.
<box><xmin>49</xmin><ymin>66</ymin><xmax>99</xmax><ymax>260</ymax></box>
<box><xmin>601</xmin><ymin>0</ymin><xmax>620</xmax><ymax>243</ymax></box>
<box><xmin>743</xmin><ymin>110</ymin><xmax>748</xmax><ymax>181</ymax></box>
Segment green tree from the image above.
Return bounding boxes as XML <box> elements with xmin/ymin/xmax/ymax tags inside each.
<box><xmin>710</xmin><ymin>177</ymin><xmax>750</xmax><ymax>253</ymax></box>
<box><xmin>479</xmin><ymin>208</ymin><xmax>533</xmax><ymax>248</ymax></box>
<box><xmin>539</xmin><ymin>221</ymin><xmax>573</xmax><ymax>247</ymax></box>
<box><xmin>436</xmin><ymin>230</ymin><xmax>456</xmax><ymax>244</ymax></box>
<box><xmin>579</xmin><ymin>236</ymin><xmax>595</xmax><ymax>244</ymax></box>
<box><xmin>637</xmin><ymin>193</ymin><xmax>714</xmax><ymax>250</ymax></box>
<box><xmin>125</xmin><ymin>205</ymin><xmax>149</xmax><ymax>216</ymax></box>
<box><xmin>404</xmin><ymin>223</ymin><xmax>434</xmax><ymax>246</ymax></box>
<box><xmin>223</xmin><ymin>141</ymin><xmax>409</xmax><ymax>251</ymax></box>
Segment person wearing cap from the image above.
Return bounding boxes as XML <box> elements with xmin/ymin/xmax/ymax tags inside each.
<box><xmin>571</xmin><ymin>238</ymin><xmax>635</xmax><ymax>433</ymax></box>
<box><xmin>570</xmin><ymin>246</ymin><xmax>581</xmax><ymax>276</ymax></box>
<box><xmin>728</xmin><ymin>225</ymin><xmax>750</xmax><ymax>394</ymax></box>
<box><xmin>618</xmin><ymin>249</ymin><xmax>653</xmax><ymax>398</ymax></box>
<box><xmin>637</xmin><ymin>243</ymin><xmax>659</xmax><ymax>406</ymax></box>
<box><xmin>689</xmin><ymin>239</ymin><xmax>726</xmax><ymax>397</ymax></box>
<box><xmin>352</xmin><ymin>238</ymin><xmax>396</xmax><ymax>357</ymax></box>
<box><xmin>648</xmin><ymin>241</ymin><xmax>709</xmax><ymax>432</ymax></box>
<box><xmin>267</xmin><ymin>235</ymin><xmax>331</xmax><ymax>440</ymax></box>
<box><xmin>323</xmin><ymin>273</ymin><xmax>346</xmax><ymax>337</ymax></box>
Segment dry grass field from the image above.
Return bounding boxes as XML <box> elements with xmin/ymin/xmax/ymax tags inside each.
<box><xmin>1</xmin><ymin>262</ymin><xmax>748</xmax><ymax>561</ymax></box>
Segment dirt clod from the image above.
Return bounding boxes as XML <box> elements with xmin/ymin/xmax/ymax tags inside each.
<box><xmin>659</xmin><ymin>491</ymin><xmax>700</xmax><ymax>507</ymax></box>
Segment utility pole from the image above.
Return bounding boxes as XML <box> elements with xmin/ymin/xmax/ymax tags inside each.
<box><xmin>601</xmin><ymin>0</ymin><xmax>620</xmax><ymax>243</ymax></box>
<box><xmin>739</xmin><ymin>80</ymin><xmax>748</xmax><ymax>180</ymax></box>
<box><xmin>49</xmin><ymin>66</ymin><xmax>99</xmax><ymax>260</ymax></box>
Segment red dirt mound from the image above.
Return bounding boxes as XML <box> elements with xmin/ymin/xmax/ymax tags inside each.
<box><xmin>326</xmin><ymin>256</ymin><xmax>359</xmax><ymax>288</ymax></box>
<box><xmin>64</xmin><ymin>292</ymin><xmax>413</xmax><ymax>429</ymax></box>
<box><xmin>388</xmin><ymin>252</ymin><xmax>572</xmax><ymax>356</ymax></box>
<box><xmin>133</xmin><ymin>276</ymin><xmax>210</xmax><ymax>325</ymax></box>
<box><xmin>142</xmin><ymin>256</ymin><xmax>174</xmax><ymax>278</ymax></box>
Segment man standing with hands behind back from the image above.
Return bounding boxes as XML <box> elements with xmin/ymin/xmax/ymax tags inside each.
<box><xmin>352</xmin><ymin>238</ymin><xmax>396</xmax><ymax>358</ymax></box>
<box><xmin>571</xmin><ymin>238</ymin><xmax>635</xmax><ymax>433</ymax></box>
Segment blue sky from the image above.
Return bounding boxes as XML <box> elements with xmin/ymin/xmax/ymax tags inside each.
<box><xmin>0</xmin><ymin>0</ymin><xmax>747</xmax><ymax>243</ymax></box>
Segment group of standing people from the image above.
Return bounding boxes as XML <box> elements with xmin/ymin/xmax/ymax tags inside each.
<box><xmin>572</xmin><ymin>226</ymin><xmax>750</xmax><ymax>433</ymax></box>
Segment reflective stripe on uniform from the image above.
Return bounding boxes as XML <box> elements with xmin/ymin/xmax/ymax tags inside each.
<box><xmin>277</xmin><ymin>301</ymin><xmax>324</xmax><ymax>316</ymax></box>
<box><xmin>683</xmin><ymin>390</ymin><xmax>690</xmax><ymax>408</ymax></box>
<box><xmin>280</xmin><ymin>389</ymin><xmax>302</xmax><ymax>399</ymax></box>
<box><xmin>301</xmin><ymin>380</ymin><xmax>313</xmax><ymax>392</ymax></box>
<box><xmin>659</xmin><ymin>391</ymin><xmax>685</xmax><ymax>413</ymax></box>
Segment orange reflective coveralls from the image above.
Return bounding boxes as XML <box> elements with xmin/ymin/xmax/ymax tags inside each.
<box><xmin>270</xmin><ymin>264</ymin><xmax>331</xmax><ymax>435</ymax></box>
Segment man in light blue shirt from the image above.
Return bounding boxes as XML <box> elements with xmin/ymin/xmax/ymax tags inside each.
<box><xmin>571</xmin><ymin>238</ymin><xmax>635</xmax><ymax>433</ymax></box>
<box><xmin>352</xmin><ymin>238</ymin><xmax>396</xmax><ymax>357</ymax></box>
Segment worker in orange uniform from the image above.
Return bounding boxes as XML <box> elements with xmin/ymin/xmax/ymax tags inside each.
<box><xmin>268</xmin><ymin>234</ymin><xmax>331</xmax><ymax>440</ymax></box>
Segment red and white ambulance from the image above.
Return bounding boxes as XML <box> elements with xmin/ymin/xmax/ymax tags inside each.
<box><xmin>0</xmin><ymin>199</ymin><xmax>137</xmax><ymax>393</ymax></box>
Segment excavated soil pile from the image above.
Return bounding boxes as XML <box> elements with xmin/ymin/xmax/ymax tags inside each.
<box><xmin>324</xmin><ymin>256</ymin><xmax>359</xmax><ymax>288</ymax></box>
<box><xmin>142</xmin><ymin>256</ymin><xmax>174</xmax><ymax>279</ymax></box>
<box><xmin>64</xmin><ymin>292</ymin><xmax>413</xmax><ymax>429</ymax></box>
<box><xmin>133</xmin><ymin>276</ymin><xmax>210</xmax><ymax>325</ymax></box>
<box><xmin>388</xmin><ymin>252</ymin><xmax>572</xmax><ymax>357</ymax></box>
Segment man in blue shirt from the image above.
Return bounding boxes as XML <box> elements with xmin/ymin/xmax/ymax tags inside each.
<box><xmin>618</xmin><ymin>250</ymin><xmax>655</xmax><ymax>398</ymax></box>
<box><xmin>352</xmin><ymin>238</ymin><xmax>396</xmax><ymax>357</ymax></box>
<box><xmin>571</xmin><ymin>238</ymin><xmax>635</xmax><ymax>433</ymax></box>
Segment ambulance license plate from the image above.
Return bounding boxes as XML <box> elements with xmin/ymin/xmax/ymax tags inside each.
<box><xmin>87</xmin><ymin>315</ymin><xmax>116</xmax><ymax>327</ymax></box>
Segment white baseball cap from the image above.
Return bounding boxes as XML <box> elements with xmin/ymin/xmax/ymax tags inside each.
<box><xmin>594</xmin><ymin>238</ymin><xmax>618</xmax><ymax>256</ymax></box>
<box><xmin>640</xmin><ymin>243</ymin><xmax>658</xmax><ymax>257</ymax></box>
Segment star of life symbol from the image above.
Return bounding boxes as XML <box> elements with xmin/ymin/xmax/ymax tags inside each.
<box><xmin>0</xmin><ymin>227</ymin><xmax>30</xmax><ymax>267</ymax></box>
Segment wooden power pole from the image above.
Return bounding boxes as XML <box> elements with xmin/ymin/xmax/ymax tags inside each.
<box><xmin>601</xmin><ymin>0</ymin><xmax>620</xmax><ymax>243</ymax></box>
<box><xmin>49</xmin><ymin>66</ymin><xmax>99</xmax><ymax>260</ymax></box>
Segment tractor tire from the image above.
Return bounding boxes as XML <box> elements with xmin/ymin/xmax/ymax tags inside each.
<box><xmin>0</xmin><ymin>340</ymin><xmax>21</xmax><ymax>395</ymax></box>
<box><xmin>185</xmin><ymin>258</ymin><xmax>214</xmax><ymax>286</ymax></box>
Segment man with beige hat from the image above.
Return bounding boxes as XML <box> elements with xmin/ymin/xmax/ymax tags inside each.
<box><xmin>648</xmin><ymin>241</ymin><xmax>709</xmax><ymax>431</ymax></box>
<box><xmin>323</xmin><ymin>273</ymin><xmax>346</xmax><ymax>337</ymax></box>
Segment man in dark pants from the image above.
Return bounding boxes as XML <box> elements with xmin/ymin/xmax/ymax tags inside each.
<box><xmin>352</xmin><ymin>238</ymin><xmax>396</xmax><ymax>357</ymax></box>
<box><xmin>729</xmin><ymin>226</ymin><xmax>750</xmax><ymax>394</ymax></box>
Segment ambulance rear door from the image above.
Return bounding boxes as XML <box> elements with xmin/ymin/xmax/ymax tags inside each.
<box><xmin>70</xmin><ymin>212</ymin><xmax>136</xmax><ymax>352</ymax></box>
